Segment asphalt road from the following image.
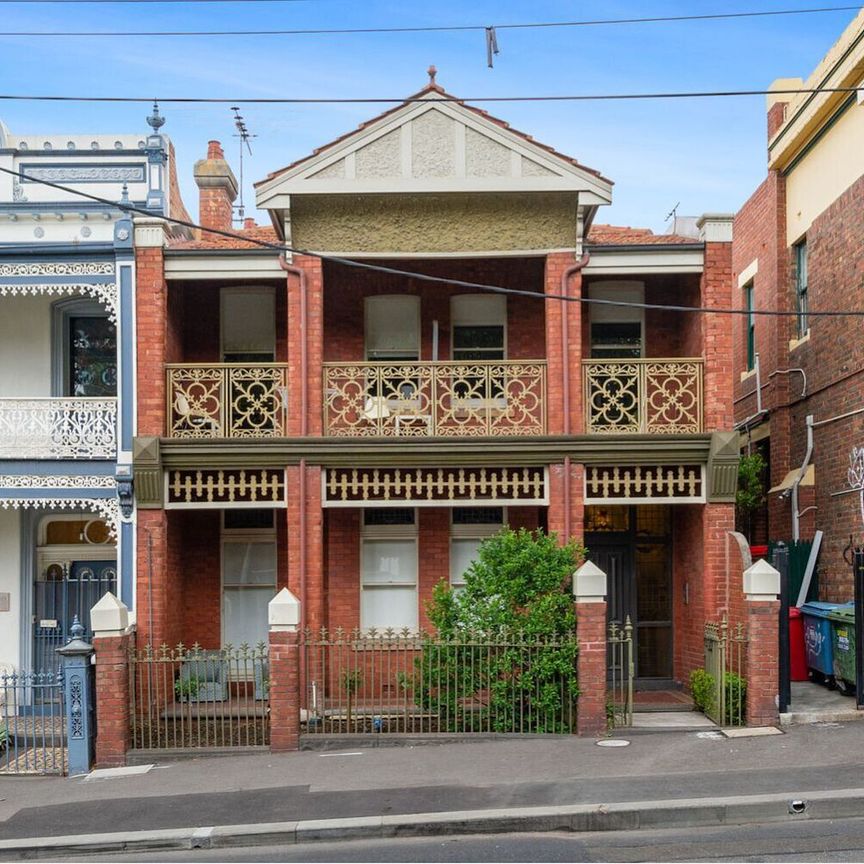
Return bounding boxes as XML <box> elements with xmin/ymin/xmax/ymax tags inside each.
<box><xmin>60</xmin><ymin>818</ymin><xmax>864</xmax><ymax>863</ymax></box>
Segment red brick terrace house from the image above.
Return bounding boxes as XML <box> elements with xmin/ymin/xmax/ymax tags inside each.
<box><xmin>130</xmin><ymin>78</ymin><xmax>743</xmax><ymax>710</ymax></box>
<box><xmin>733</xmin><ymin>8</ymin><xmax>864</xmax><ymax>600</ymax></box>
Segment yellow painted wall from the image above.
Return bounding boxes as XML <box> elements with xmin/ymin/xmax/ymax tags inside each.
<box><xmin>785</xmin><ymin>101</ymin><xmax>864</xmax><ymax>244</ymax></box>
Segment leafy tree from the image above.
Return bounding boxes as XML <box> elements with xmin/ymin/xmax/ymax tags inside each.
<box><xmin>736</xmin><ymin>451</ymin><xmax>766</xmax><ymax>540</ymax></box>
<box><xmin>417</xmin><ymin>528</ymin><xmax>584</xmax><ymax>733</ymax></box>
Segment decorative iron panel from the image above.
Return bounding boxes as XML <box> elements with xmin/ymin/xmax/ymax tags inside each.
<box><xmin>324</xmin><ymin>466</ymin><xmax>547</xmax><ymax>506</ymax></box>
<box><xmin>166</xmin><ymin>469</ymin><xmax>286</xmax><ymax>507</ymax></box>
<box><xmin>585</xmin><ymin>465</ymin><xmax>704</xmax><ymax>502</ymax></box>
<box><xmin>166</xmin><ymin>364</ymin><xmax>288</xmax><ymax>439</ymax></box>
<box><xmin>0</xmin><ymin>398</ymin><xmax>116</xmax><ymax>459</ymax></box>
<box><xmin>323</xmin><ymin>361</ymin><xmax>546</xmax><ymax>438</ymax></box>
<box><xmin>583</xmin><ymin>359</ymin><xmax>703</xmax><ymax>434</ymax></box>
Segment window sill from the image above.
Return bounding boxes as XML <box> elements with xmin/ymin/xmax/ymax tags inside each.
<box><xmin>789</xmin><ymin>330</ymin><xmax>811</xmax><ymax>351</ymax></box>
<box><xmin>739</xmin><ymin>368</ymin><xmax>756</xmax><ymax>383</ymax></box>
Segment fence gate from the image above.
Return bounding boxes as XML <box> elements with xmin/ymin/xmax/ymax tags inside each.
<box><xmin>703</xmin><ymin>616</ymin><xmax>747</xmax><ymax>727</ymax></box>
<box><xmin>607</xmin><ymin>618</ymin><xmax>634</xmax><ymax>728</ymax></box>
<box><xmin>0</xmin><ymin>670</ymin><xmax>67</xmax><ymax>775</ymax></box>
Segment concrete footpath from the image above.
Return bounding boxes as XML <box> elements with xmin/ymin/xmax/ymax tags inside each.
<box><xmin>2</xmin><ymin>722</ymin><xmax>864</xmax><ymax>857</ymax></box>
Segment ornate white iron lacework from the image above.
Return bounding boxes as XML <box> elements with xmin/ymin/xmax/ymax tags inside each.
<box><xmin>0</xmin><ymin>475</ymin><xmax>116</xmax><ymax>489</ymax></box>
<box><xmin>0</xmin><ymin>399</ymin><xmax>117</xmax><ymax>459</ymax></box>
<box><xmin>848</xmin><ymin>446</ymin><xmax>864</xmax><ymax>527</ymax></box>
<box><xmin>0</xmin><ymin>263</ymin><xmax>118</xmax><ymax>323</ymax></box>
<box><xmin>69</xmin><ymin>675</ymin><xmax>84</xmax><ymax>739</ymax></box>
<box><xmin>0</xmin><ymin>496</ymin><xmax>119</xmax><ymax>540</ymax></box>
<box><xmin>0</xmin><ymin>263</ymin><xmax>114</xmax><ymax>277</ymax></box>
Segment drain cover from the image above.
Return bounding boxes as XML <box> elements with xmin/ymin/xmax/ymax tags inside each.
<box><xmin>596</xmin><ymin>739</ymin><xmax>630</xmax><ymax>747</ymax></box>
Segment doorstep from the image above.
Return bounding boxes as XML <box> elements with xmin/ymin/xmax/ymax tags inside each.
<box><xmin>628</xmin><ymin>711</ymin><xmax>718</xmax><ymax>732</ymax></box>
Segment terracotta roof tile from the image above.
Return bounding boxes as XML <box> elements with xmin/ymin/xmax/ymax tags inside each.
<box><xmin>169</xmin><ymin>225</ymin><xmax>280</xmax><ymax>250</ymax></box>
<box><xmin>256</xmin><ymin>83</ymin><xmax>611</xmax><ymax>187</ymax></box>
<box><xmin>586</xmin><ymin>223</ymin><xmax>698</xmax><ymax>246</ymax></box>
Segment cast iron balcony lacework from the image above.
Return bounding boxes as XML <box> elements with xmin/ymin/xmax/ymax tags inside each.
<box><xmin>166</xmin><ymin>364</ymin><xmax>288</xmax><ymax>438</ymax></box>
<box><xmin>583</xmin><ymin>359</ymin><xmax>703</xmax><ymax>434</ymax></box>
<box><xmin>323</xmin><ymin>361</ymin><xmax>546</xmax><ymax>437</ymax></box>
<box><xmin>0</xmin><ymin>398</ymin><xmax>116</xmax><ymax>458</ymax></box>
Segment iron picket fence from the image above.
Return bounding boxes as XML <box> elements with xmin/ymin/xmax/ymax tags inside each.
<box><xmin>0</xmin><ymin>670</ymin><xmax>67</xmax><ymax>775</ymax></box>
<box><xmin>129</xmin><ymin>643</ymin><xmax>269</xmax><ymax>751</ymax></box>
<box><xmin>302</xmin><ymin>627</ymin><xmax>579</xmax><ymax>735</ymax></box>
<box><xmin>607</xmin><ymin>617</ymin><xmax>634</xmax><ymax>728</ymax></box>
<box><xmin>703</xmin><ymin>616</ymin><xmax>748</xmax><ymax>727</ymax></box>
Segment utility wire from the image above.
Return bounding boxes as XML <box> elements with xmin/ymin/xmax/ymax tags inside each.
<box><xmin>0</xmin><ymin>4</ymin><xmax>860</xmax><ymax>32</ymax></box>
<box><xmin>2</xmin><ymin>163</ymin><xmax>863</xmax><ymax>319</ymax></box>
<box><xmin>0</xmin><ymin>86</ymin><xmax>861</xmax><ymax>104</ymax></box>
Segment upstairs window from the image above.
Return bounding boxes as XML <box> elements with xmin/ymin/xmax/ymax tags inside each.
<box><xmin>451</xmin><ymin>295</ymin><xmax>506</xmax><ymax>362</ymax></box>
<box><xmin>744</xmin><ymin>282</ymin><xmax>756</xmax><ymax>371</ymax></box>
<box><xmin>365</xmin><ymin>296</ymin><xmax>420</xmax><ymax>362</ymax></box>
<box><xmin>588</xmin><ymin>282</ymin><xmax>644</xmax><ymax>359</ymax></box>
<box><xmin>795</xmin><ymin>240</ymin><xmax>808</xmax><ymax>338</ymax></box>
<box><xmin>221</xmin><ymin>287</ymin><xmax>275</xmax><ymax>363</ymax></box>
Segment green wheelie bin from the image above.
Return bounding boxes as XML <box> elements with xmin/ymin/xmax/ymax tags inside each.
<box><xmin>828</xmin><ymin>606</ymin><xmax>858</xmax><ymax>695</ymax></box>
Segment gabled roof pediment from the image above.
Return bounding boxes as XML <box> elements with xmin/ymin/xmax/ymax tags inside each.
<box><xmin>255</xmin><ymin>86</ymin><xmax>613</xmax><ymax>208</ymax></box>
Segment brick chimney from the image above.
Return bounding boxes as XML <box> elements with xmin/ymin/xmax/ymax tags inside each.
<box><xmin>766</xmin><ymin>78</ymin><xmax>802</xmax><ymax>141</ymax></box>
<box><xmin>193</xmin><ymin>140</ymin><xmax>238</xmax><ymax>234</ymax></box>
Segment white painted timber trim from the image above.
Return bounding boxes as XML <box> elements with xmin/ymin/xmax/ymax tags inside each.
<box><xmin>133</xmin><ymin>218</ymin><xmax>168</xmax><ymax>248</ymax></box>
<box><xmin>738</xmin><ymin>259</ymin><xmax>758</xmax><ymax>288</ymax></box>
<box><xmin>164</xmin><ymin>253</ymin><xmax>285</xmax><ymax>280</ymax></box>
<box><xmin>582</xmin><ymin>248</ymin><xmax>704</xmax><ymax>275</ymax></box>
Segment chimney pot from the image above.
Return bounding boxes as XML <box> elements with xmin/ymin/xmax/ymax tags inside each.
<box><xmin>244</xmin><ymin>217</ymin><xmax>257</xmax><ymax>229</ymax></box>
<box><xmin>207</xmin><ymin>140</ymin><xmax>224</xmax><ymax>159</ymax></box>
<box><xmin>194</xmin><ymin>139</ymin><xmax>238</xmax><ymax>234</ymax></box>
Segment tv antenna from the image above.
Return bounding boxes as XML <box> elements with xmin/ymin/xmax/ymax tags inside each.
<box><xmin>664</xmin><ymin>201</ymin><xmax>680</xmax><ymax>224</ymax></box>
<box><xmin>231</xmin><ymin>106</ymin><xmax>256</xmax><ymax>224</ymax></box>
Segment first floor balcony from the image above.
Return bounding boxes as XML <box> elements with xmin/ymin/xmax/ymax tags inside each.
<box><xmin>323</xmin><ymin>361</ymin><xmax>547</xmax><ymax>438</ymax></box>
<box><xmin>583</xmin><ymin>358</ymin><xmax>704</xmax><ymax>435</ymax></box>
<box><xmin>0</xmin><ymin>397</ymin><xmax>117</xmax><ymax>459</ymax></box>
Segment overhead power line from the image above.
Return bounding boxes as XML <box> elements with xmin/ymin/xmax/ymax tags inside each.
<box><xmin>2</xmin><ymin>163</ymin><xmax>862</xmax><ymax>319</ymax></box>
<box><xmin>0</xmin><ymin>86</ymin><xmax>861</xmax><ymax>104</ymax></box>
<box><xmin>0</xmin><ymin>5</ymin><xmax>860</xmax><ymax>35</ymax></box>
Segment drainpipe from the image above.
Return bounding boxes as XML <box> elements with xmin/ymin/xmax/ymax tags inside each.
<box><xmin>560</xmin><ymin>252</ymin><xmax>590</xmax><ymax>542</ymax></box>
<box><xmin>279</xmin><ymin>255</ymin><xmax>308</xmax><ymax>624</ymax></box>
<box><xmin>790</xmin><ymin>414</ymin><xmax>814</xmax><ymax>543</ymax></box>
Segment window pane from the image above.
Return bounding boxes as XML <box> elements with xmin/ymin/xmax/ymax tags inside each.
<box><xmin>361</xmin><ymin>539</ymin><xmax>417</xmax><ymax>585</ymax></box>
<box><xmin>361</xmin><ymin>586</ymin><xmax>417</xmax><ymax>630</ymax></box>
<box><xmin>223</xmin><ymin>509</ymin><xmax>275</xmax><ymax>531</ymax></box>
<box><xmin>366</xmin><ymin>296</ymin><xmax>419</xmax><ymax>357</ymax></box>
<box><xmin>223</xmin><ymin>587</ymin><xmax>272</xmax><ymax>646</ymax></box>
<box><xmin>591</xmin><ymin>322</ymin><xmax>641</xmax><ymax>349</ymax></box>
<box><xmin>222</xmin><ymin>290</ymin><xmax>275</xmax><ymax>356</ymax></box>
<box><xmin>363</xmin><ymin>508</ymin><xmax>415</xmax><ymax>526</ymax></box>
<box><xmin>223</xmin><ymin>542</ymin><xmax>277</xmax><ymax>585</ymax></box>
<box><xmin>453</xmin><ymin>507</ymin><xmax>503</xmax><ymax>525</ymax></box>
<box><xmin>453</xmin><ymin>325</ymin><xmax>504</xmax><ymax>351</ymax></box>
<box><xmin>450</xmin><ymin>538</ymin><xmax>482</xmax><ymax>585</ymax></box>
<box><xmin>69</xmin><ymin>316</ymin><xmax>116</xmax><ymax>396</ymax></box>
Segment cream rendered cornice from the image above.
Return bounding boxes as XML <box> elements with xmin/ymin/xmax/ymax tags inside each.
<box><xmin>768</xmin><ymin>7</ymin><xmax>864</xmax><ymax>171</ymax></box>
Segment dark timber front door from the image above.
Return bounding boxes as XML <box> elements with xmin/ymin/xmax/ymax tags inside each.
<box><xmin>585</xmin><ymin>505</ymin><xmax>673</xmax><ymax>686</ymax></box>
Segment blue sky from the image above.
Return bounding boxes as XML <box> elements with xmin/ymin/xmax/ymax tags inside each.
<box><xmin>0</xmin><ymin>1</ymin><xmax>859</xmax><ymax>231</ymax></box>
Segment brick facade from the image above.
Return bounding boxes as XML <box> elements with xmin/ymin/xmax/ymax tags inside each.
<box><xmin>93</xmin><ymin>632</ymin><xmax>133</xmax><ymax>768</ymax></box>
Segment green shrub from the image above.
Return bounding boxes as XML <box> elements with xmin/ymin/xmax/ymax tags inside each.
<box><xmin>689</xmin><ymin>668</ymin><xmax>716</xmax><ymax>714</ymax></box>
<box><xmin>724</xmin><ymin>672</ymin><xmax>747</xmax><ymax>725</ymax></box>
<box><xmin>174</xmin><ymin>676</ymin><xmax>201</xmax><ymax>701</ymax></box>
<box><xmin>418</xmin><ymin>528</ymin><xmax>584</xmax><ymax>733</ymax></box>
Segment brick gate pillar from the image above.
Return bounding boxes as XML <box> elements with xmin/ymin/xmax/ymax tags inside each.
<box><xmin>743</xmin><ymin>560</ymin><xmax>781</xmax><ymax>727</ymax></box>
<box><xmin>269</xmin><ymin>587</ymin><xmax>302</xmax><ymax>752</ymax></box>
<box><xmin>90</xmin><ymin>592</ymin><xmax>133</xmax><ymax>768</ymax></box>
<box><xmin>573</xmin><ymin>561</ymin><xmax>608</xmax><ymax>736</ymax></box>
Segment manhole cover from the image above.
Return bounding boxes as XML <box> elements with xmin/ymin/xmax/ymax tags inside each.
<box><xmin>596</xmin><ymin>739</ymin><xmax>630</xmax><ymax>747</ymax></box>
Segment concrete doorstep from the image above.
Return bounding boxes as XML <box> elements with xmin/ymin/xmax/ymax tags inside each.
<box><xmin>3</xmin><ymin>787</ymin><xmax>864</xmax><ymax>858</ymax></box>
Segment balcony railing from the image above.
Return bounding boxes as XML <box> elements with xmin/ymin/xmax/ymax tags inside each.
<box><xmin>0</xmin><ymin>398</ymin><xmax>117</xmax><ymax>458</ymax></box>
<box><xmin>583</xmin><ymin>358</ymin><xmax>703</xmax><ymax>434</ymax></box>
<box><xmin>324</xmin><ymin>361</ymin><xmax>546</xmax><ymax>438</ymax></box>
<box><xmin>166</xmin><ymin>364</ymin><xmax>288</xmax><ymax>439</ymax></box>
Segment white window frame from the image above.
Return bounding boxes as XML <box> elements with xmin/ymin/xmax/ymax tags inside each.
<box><xmin>220</xmin><ymin>513</ymin><xmax>278</xmax><ymax>648</ymax></box>
<box><xmin>364</xmin><ymin>295</ymin><xmax>421</xmax><ymax>362</ymax></box>
<box><xmin>588</xmin><ymin>281</ymin><xmax>645</xmax><ymax>359</ymax></box>
<box><xmin>450</xmin><ymin>294</ymin><xmax>507</xmax><ymax>409</ymax></box>
<box><xmin>449</xmin><ymin>508</ymin><xmax>505</xmax><ymax>589</ymax></box>
<box><xmin>220</xmin><ymin>286</ymin><xmax>276</xmax><ymax>363</ymax></box>
<box><xmin>360</xmin><ymin>509</ymin><xmax>418</xmax><ymax>631</ymax></box>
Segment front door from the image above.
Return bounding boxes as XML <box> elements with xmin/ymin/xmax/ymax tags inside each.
<box><xmin>34</xmin><ymin>559</ymin><xmax>117</xmax><ymax>672</ymax></box>
<box><xmin>585</xmin><ymin>505</ymin><xmax>673</xmax><ymax>686</ymax></box>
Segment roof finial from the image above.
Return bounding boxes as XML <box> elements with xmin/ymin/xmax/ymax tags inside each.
<box><xmin>147</xmin><ymin>99</ymin><xmax>165</xmax><ymax>133</ymax></box>
<box><xmin>427</xmin><ymin>65</ymin><xmax>437</xmax><ymax>86</ymax></box>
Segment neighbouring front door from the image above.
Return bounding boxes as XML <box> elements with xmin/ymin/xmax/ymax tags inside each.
<box><xmin>34</xmin><ymin>559</ymin><xmax>117</xmax><ymax>672</ymax></box>
<box><xmin>585</xmin><ymin>505</ymin><xmax>673</xmax><ymax>685</ymax></box>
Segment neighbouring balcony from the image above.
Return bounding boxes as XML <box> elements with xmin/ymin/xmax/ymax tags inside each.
<box><xmin>324</xmin><ymin>361</ymin><xmax>546</xmax><ymax>438</ymax></box>
<box><xmin>0</xmin><ymin>398</ymin><xmax>117</xmax><ymax>458</ymax></box>
<box><xmin>583</xmin><ymin>359</ymin><xmax>704</xmax><ymax>434</ymax></box>
<box><xmin>166</xmin><ymin>364</ymin><xmax>288</xmax><ymax>439</ymax></box>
